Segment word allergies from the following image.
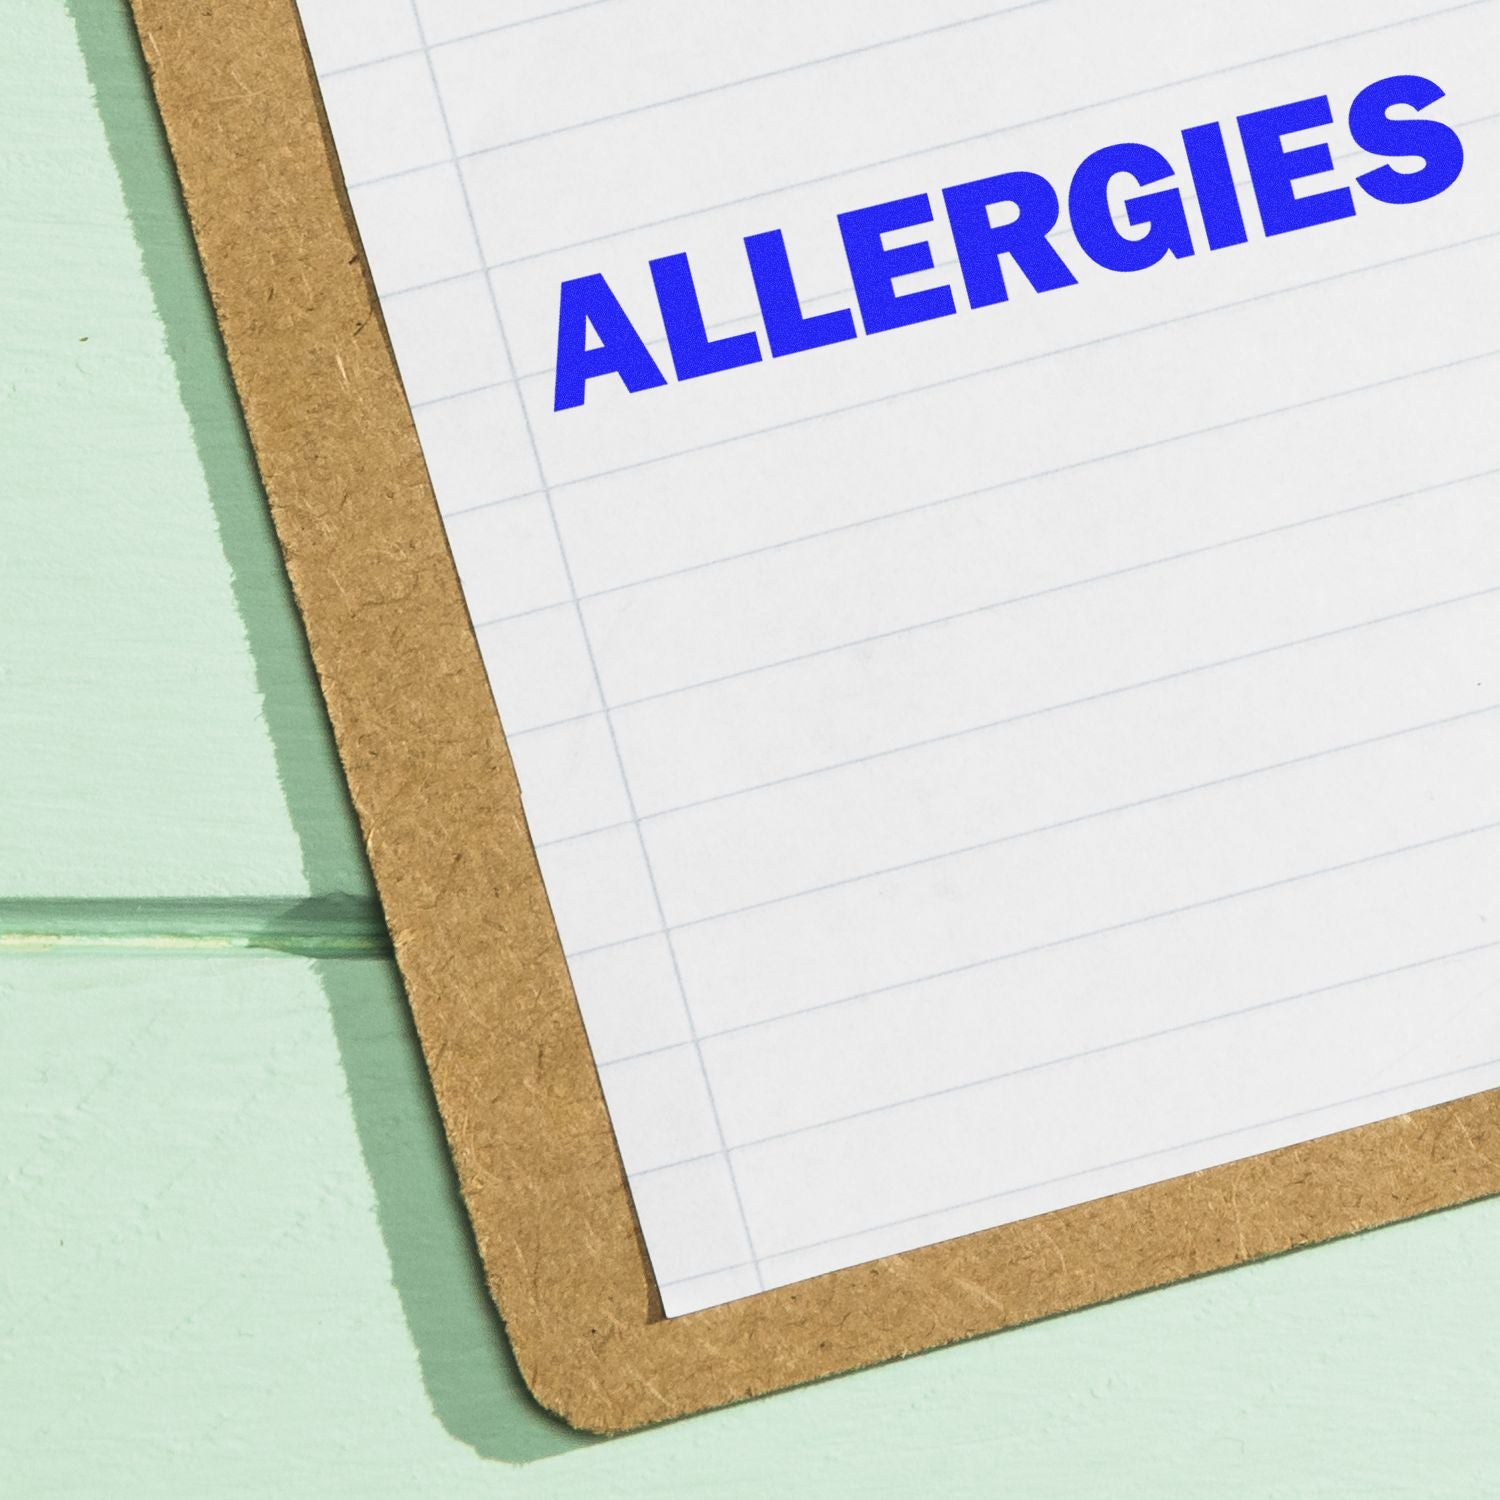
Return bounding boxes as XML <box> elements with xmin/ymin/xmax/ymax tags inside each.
<box><xmin>553</xmin><ymin>75</ymin><xmax>1464</xmax><ymax>412</ymax></box>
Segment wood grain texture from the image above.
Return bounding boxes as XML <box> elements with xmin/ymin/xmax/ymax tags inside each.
<box><xmin>120</xmin><ymin>0</ymin><xmax>1500</xmax><ymax>1434</ymax></box>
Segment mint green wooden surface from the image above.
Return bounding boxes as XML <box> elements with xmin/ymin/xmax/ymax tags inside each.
<box><xmin>0</xmin><ymin>0</ymin><xmax>370</xmax><ymax>904</ymax></box>
<box><xmin>4</xmin><ymin>3</ymin><xmax>1499</xmax><ymax>1492</ymax></box>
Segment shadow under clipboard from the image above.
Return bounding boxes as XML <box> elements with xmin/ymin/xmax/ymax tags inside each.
<box><xmin>65</xmin><ymin>0</ymin><xmax>592</xmax><ymax>1464</ymax></box>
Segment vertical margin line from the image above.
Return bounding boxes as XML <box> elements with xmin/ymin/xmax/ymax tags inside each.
<box><xmin>402</xmin><ymin>0</ymin><xmax>766</xmax><ymax>1292</ymax></box>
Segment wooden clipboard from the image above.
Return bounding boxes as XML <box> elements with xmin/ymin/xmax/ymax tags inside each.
<box><xmin>126</xmin><ymin>0</ymin><xmax>1500</xmax><ymax>1433</ymax></box>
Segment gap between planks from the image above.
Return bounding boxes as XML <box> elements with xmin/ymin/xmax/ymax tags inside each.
<box><xmin>0</xmin><ymin>896</ymin><xmax>391</xmax><ymax>958</ymax></box>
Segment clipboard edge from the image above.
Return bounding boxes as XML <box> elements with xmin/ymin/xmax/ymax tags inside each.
<box><xmin>125</xmin><ymin>0</ymin><xmax>1500</xmax><ymax>1434</ymax></box>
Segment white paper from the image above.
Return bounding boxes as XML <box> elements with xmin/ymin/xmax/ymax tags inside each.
<box><xmin>296</xmin><ymin>0</ymin><xmax>1500</xmax><ymax>1314</ymax></box>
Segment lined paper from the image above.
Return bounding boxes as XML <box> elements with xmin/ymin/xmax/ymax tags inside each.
<box><xmin>297</xmin><ymin>0</ymin><xmax>1500</xmax><ymax>1314</ymax></box>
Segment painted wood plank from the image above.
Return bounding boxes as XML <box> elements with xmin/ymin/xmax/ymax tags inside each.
<box><xmin>5</xmin><ymin>951</ymin><xmax>1500</xmax><ymax>1495</ymax></box>
<box><xmin>0</xmin><ymin>0</ymin><xmax>371</xmax><ymax>903</ymax></box>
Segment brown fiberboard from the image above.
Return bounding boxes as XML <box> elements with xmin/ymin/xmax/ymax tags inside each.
<box><xmin>126</xmin><ymin>0</ymin><xmax>1500</xmax><ymax>1433</ymax></box>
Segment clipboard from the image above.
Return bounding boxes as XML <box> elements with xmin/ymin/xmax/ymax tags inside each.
<box><xmin>126</xmin><ymin>0</ymin><xmax>1500</xmax><ymax>1432</ymax></box>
